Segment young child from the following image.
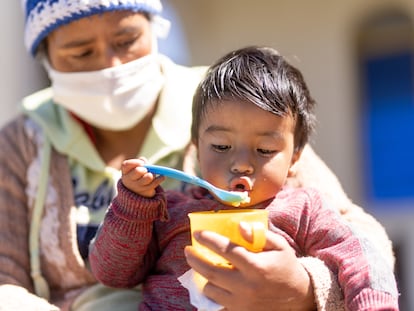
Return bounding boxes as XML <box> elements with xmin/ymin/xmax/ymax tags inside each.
<box><xmin>89</xmin><ymin>46</ymin><xmax>399</xmax><ymax>310</ymax></box>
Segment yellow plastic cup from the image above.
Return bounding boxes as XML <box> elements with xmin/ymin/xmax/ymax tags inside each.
<box><xmin>188</xmin><ymin>209</ymin><xmax>268</xmax><ymax>288</ymax></box>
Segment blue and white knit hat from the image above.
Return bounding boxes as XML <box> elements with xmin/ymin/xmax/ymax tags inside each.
<box><xmin>22</xmin><ymin>0</ymin><xmax>163</xmax><ymax>56</ymax></box>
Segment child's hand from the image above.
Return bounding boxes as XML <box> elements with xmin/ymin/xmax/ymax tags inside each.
<box><xmin>121</xmin><ymin>158</ymin><xmax>165</xmax><ymax>197</ymax></box>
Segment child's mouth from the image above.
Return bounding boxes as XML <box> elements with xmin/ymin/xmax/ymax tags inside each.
<box><xmin>234</xmin><ymin>183</ymin><xmax>246</xmax><ymax>191</ymax></box>
<box><xmin>230</xmin><ymin>176</ymin><xmax>253</xmax><ymax>192</ymax></box>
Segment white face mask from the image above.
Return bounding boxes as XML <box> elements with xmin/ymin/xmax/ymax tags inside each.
<box><xmin>43</xmin><ymin>54</ymin><xmax>165</xmax><ymax>131</ymax></box>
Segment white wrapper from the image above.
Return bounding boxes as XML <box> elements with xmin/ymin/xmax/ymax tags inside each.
<box><xmin>178</xmin><ymin>269</ymin><xmax>223</xmax><ymax>311</ymax></box>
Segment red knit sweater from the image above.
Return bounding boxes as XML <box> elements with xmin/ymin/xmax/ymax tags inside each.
<box><xmin>89</xmin><ymin>182</ymin><xmax>399</xmax><ymax>310</ymax></box>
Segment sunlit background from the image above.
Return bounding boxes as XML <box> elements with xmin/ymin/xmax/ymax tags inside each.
<box><xmin>2</xmin><ymin>1</ymin><xmax>413</xmax><ymax>309</ymax></box>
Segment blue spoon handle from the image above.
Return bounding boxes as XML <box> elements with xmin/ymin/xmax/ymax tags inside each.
<box><xmin>144</xmin><ymin>164</ymin><xmax>206</xmax><ymax>188</ymax></box>
<box><xmin>143</xmin><ymin>164</ymin><xmax>249</xmax><ymax>206</ymax></box>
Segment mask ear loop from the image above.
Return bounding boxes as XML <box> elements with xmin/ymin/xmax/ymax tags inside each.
<box><xmin>150</xmin><ymin>15</ymin><xmax>171</xmax><ymax>55</ymax></box>
<box><xmin>151</xmin><ymin>15</ymin><xmax>171</xmax><ymax>39</ymax></box>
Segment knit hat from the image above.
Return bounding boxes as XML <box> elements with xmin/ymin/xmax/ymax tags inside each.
<box><xmin>22</xmin><ymin>0</ymin><xmax>163</xmax><ymax>56</ymax></box>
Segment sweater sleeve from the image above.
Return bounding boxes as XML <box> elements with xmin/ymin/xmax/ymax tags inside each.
<box><xmin>0</xmin><ymin>117</ymin><xmax>61</xmax><ymax>311</ymax></box>
<box><xmin>298</xmin><ymin>189</ymin><xmax>399</xmax><ymax>310</ymax></box>
<box><xmin>285</xmin><ymin>145</ymin><xmax>396</xmax><ymax>310</ymax></box>
<box><xmin>89</xmin><ymin>181</ymin><xmax>168</xmax><ymax>288</ymax></box>
<box><xmin>286</xmin><ymin>145</ymin><xmax>394</xmax><ymax>267</ymax></box>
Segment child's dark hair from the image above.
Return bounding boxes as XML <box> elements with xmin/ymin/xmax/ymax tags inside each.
<box><xmin>191</xmin><ymin>46</ymin><xmax>316</xmax><ymax>152</ymax></box>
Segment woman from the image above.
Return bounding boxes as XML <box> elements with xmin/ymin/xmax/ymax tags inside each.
<box><xmin>1</xmin><ymin>1</ymin><xmax>204</xmax><ymax>310</ymax></box>
<box><xmin>0</xmin><ymin>1</ymin><xmax>394</xmax><ymax>310</ymax></box>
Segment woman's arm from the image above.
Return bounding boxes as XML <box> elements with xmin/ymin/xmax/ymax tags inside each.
<box><xmin>286</xmin><ymin>144</ymin><xmax>394</xmax><ymax>267</ymax></box>
<box><xmin>287</xmin><ymin>144</ymin><xmax>395</xmax><ymax>309</ymax></box>
<box><xmin>0</xmin><ymin>117</ymin><xmax>59</xmax><ymax>311</ymax></box>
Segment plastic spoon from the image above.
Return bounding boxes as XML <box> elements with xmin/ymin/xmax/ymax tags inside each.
<box><xmin>144</xmin><ymin>164</ymin><xmax>250</xmax><ymax>207</ymax></box>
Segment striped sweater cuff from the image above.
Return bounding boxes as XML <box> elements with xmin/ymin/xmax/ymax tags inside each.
<box><xmin>113</xmin><ymin>180</ymin><xmax>169</xmax><ymax>222</ymax></box>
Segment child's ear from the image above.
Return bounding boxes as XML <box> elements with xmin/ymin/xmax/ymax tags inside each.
<box><xmin>288</xmin><ymin>149</ymin><xmax>303</xmax><ymax>177</ymax></box>
<box><xmin>183</xmin><ymin>142</ymin><xmax>199</xmax><ymax>175</ymax></box>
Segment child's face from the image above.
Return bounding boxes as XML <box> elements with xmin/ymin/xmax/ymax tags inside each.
<box><xmin>197</xmin><ymin>100</ymin><xmax>300</xmax><ymax>206</ymax></box>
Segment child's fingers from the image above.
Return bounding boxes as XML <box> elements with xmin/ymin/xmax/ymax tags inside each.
<box><xmin>120</xmin><ymin>158</ymin><xmax>166</xmax><ymax>197</ymax></box>
<box><xmin>152</xmin><ymin>175</ymin><xmax>166</xmax><ymax>187</ymax></box>
<box><xmin>121</xmin><ymin>159</ymin><xmax>142</xmax><ymax>174</ymax></box>
<box><xmin>134</xmin><ymin>175</ymin><xmax>165</xmax><ymax>197</ymax></box>
<box><xmin>121</xmin><ymin>158</ymin><xmax>149</xmax><ymax>175</ymax></box>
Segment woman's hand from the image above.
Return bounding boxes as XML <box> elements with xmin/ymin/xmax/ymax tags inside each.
<box><xmin>184</xmin><ymin>226</ymin><xmax>316</xmax><ymax>311</ymax></box>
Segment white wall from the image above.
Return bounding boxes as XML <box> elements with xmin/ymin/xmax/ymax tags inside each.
<box><xmin>0</xmin><ymin>2</ymin><xmax>48</xmax><ymax>127</ymax></box>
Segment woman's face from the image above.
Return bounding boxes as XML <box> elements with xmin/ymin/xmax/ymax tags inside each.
<box><xmin>46</xmin><ymin>11</ymin><xmax>153</xmax><ymax>72</ymax></box>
